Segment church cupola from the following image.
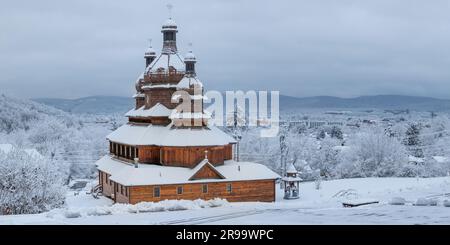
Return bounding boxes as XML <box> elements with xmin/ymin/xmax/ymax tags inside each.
<box><xmin>184</xmin><ymin>45</ymin><xmax>196</xmax><ymax>76</ymax></box>
<box><xmin>144</xmin><ymin>39</ymin><xmax>157</xmax><ymax>67</ymax></box>
<box><xmin>161</xmin><ymin>18</ymin><xmax>178</xmax><ymax>53</ymax></box>
<box><xmin>161</xmin><ymin>4</ymin><xmax>178</xmax><ymax>54</ymax></box>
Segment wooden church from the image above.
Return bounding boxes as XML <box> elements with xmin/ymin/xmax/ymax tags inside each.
<box><xmin>95</xmin><ymin>16</ymin><xmax>279</xmax><ymax>204</ymax></box>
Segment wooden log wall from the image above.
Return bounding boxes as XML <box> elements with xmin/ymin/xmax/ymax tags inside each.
<box><xmin>99</xmin><ymin>171</ymin><xmax>114</xmax><ymax>198</ymax></box>
<box><xmin>123</xmin><ymin>179</ymin><xmax>276</xmax><ymax>204</ymax></box>
<box><xmin>224</xmin><ymin>144</ymin><xmax>233</xmax><ymax>160</ymax></box>
<box><xmin>135</xmin><ymin>97</ymin><xmax>145</xmax><ymax>109</ymax></box>
<box><xmin>137</xmin><ymin>145</ymin><xmax>161</xmax><ymax>164</ymax></box>
<box><xmin>147</xmin><ymin>88</ymin><xmax>178</xmax><ymax>109</ymax></box>
<box><xmin>160</xmin><ymin>146</ymin><xmax>225</xmax><ymax>167</ymax></box>
<box><xmin>109</xmin><ymin>141</ymin><xmax>233</xmax><ymax>166</ymax></box>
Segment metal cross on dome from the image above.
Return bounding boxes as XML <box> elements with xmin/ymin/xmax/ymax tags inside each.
<box><xmin>147</xmin><ymin>38</ymin><xmax>153</xmax><ymax>47</ymax></box>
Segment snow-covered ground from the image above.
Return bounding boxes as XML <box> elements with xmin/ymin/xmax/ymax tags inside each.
<box><xmin>1</xmin><ymin>177</ymin><xmax>450</xmax><ymax>225</ymax></box>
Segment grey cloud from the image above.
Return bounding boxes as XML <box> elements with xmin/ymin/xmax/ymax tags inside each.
<box><xmin>1</xmin><ymin>0</ymin><xmax>450</xmax><ymax>99</ymax></box>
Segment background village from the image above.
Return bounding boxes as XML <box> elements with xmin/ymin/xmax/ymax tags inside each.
<box><xmin>2</xmin><ymin>90</ymin><xmax>450</xmax><ymax>224</ymax></box>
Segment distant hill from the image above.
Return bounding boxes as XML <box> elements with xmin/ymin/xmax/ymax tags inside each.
<box><xmin>33</xmin><ymin>96</ymin><xmax>134</xmax><ymax>114</ymax></box>
<box><xmin>33</xmin><ymin>94</ymin><xmax>450</xmax><ymax>114</ymax></box>
<box><xmin>1</xmin><ymin>94</ymin><xmax>74</xmax><ymax>134</ymax></box>
<box><xmin>280</xmin><ymin>95</ymin><xmax>450</xmax><ymax>111</ymax></box>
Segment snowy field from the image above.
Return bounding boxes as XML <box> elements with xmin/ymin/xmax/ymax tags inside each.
<box><xmin>1</xmin><ymin>177</ymin><xmax>450</xmax><ymax>225</ymax></box>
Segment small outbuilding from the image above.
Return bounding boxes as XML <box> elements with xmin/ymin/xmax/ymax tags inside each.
<box><xmin>282</xmin><ymin>163</ymin><xmax>302</xmax><ymax>199</ymax></box>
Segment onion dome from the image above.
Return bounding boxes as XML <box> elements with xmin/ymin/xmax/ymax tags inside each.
<box><xmin>144</xmin><ymin>46</ymin><xmax>156</xmax><ymax>58</ymax></box>
<box><xmin>184</xmin><ymin>50</ymin><xmax>196</xmax><ymax>62</ymax></box>
<box><xmin>184</xmin><ymin>45</ymin><xmax>197</xmax><ymax>75</ymax></box>
<box><xmin>144</xmin><ymin>39</ymin><xmax>157</xmax><ymax>67</ymax></box>
<box><xmin>162</xmin><ymin>18</ymin><xmax>178</xmax><ymax>30</ymax></box>
<box><xmin>161</xmin><ymin>18</ymin><xmax>178</xmax><ymax>53</ymax></box>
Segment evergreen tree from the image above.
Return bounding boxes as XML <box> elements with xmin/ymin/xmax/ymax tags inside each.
<box><xmin>330</xmin><ymin>126</ymin><xmax>343</xmax><ymax>140</ymax></box>
<box><xmin>404</xmin><ymin>123</ymin><xmax>423</xmax><ymax>158</ymax></box>
<box><xmin>317</xmin><ymin>129</ymin><xmax>326</xmax><ymax>139</ymax></box>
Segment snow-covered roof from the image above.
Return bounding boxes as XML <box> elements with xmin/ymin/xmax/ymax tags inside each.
<box><xmin>162</xmin><ymin>18</ymin><xmax>177</xmax><ymax>29</ymax></box>
<box><xmin>0</xmin><ymin>144</ymin><xmax>42</xmax><ymax>159</ymax></box>
<box><xmin>282</xmin><ymin>176</ymin><xmax>303</xmax><ymax>182</ymax></box>
<box><xmin>132</xmin><ymin>93</ymin><xmax>145</xmax><ymax>98</ymax></box>
<box><xmin>96</xmin><ymin>155</ymin><xmax>279</xmax><ymax>186</ymax></box>
<box><xmin>142</xmin><ymin>83</ymin><xmax>178</xmax><ymax>89</ymax></box>
<box><xmin>107</xmin><ymin>123</ymin><xmax>237</xmax><ymax>146</ymax></box>
<box><xmin>286</xmin><ymin>163</ymin><xmax>298</xmax><ymax>174</ymax></box>
<box><xmin>184</xmin><ymin>50</ymin><xmax>196</xmax><ymax>61</ymax></box>
<box><xmin>189</xmin><ymin>159</ymin><xmax>225</xmax><ymax>180</ymax></box>
<box><xmin>126</xmin><ymin>103</ymin><xmax>172</xmax><ymax>118</ymax></box>
<box><xmin>145</xmin><ymin>46</ymin><xmax>156</xmax><ymax>57</ymax></box>
<box><xmin>177</xmin><ymin>76</ymin><xmax>203</xmax><ymax>89</ymax></box>
<box><xmin>145</xmin><ymin>52</ymin><xmax>185</xmax><ymax>74</ymax></box>
<box><xmin>170</xmin><ymin>111</ymin><xmax>211</xmax><ymax>120</ymax></box>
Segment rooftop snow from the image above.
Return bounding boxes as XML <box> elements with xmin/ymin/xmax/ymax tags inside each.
<box><xmin>286</xmin><ymin>163</ymin><xmax>298</xmax><ymax>174</ymax></box>
<box><xmin>162</xmin><ymin>18</ymin><xmax>177</xmax><ymax>28</ymax></box>
<box><xmin>126</xmin><ymin>103</ymin><xmax>172</xmax><ymax>118</ymax></box>
<box><xmin>184</xmin><ymin>51</ymin><xmax>196</xmax><ymax>61</ymax></box>
<box><xmin>107</xmin><ymin>123</ymin><xmax>236</xmax><ymax>146</ymax></box>
<box><xmin>145</xmin><ymin>47</ymin><xmax>156</xmax><ymax>56</ymax></box>
<box><xmin>169</xmin><ymin>111</ymin><xmax>211</xmax><ymax>120</ymax></box>
<box><xmin>96</xmin><ymin>155</ymin><xmax>279</xmax><ymax>186</ymax></box>
<box><xmin>282</xmin><ymin>176</ymin><xmax>303</xmax><ymax>182</ymax></box>
<box><xmin>145</xmin><ymin>52</ymin><xmax>185</xmax><ymax>74</ymax></box>
<box><xmin>142</xmin><ymin>84</ymin><xmax>179</xmax><ymax>89</ymax></box>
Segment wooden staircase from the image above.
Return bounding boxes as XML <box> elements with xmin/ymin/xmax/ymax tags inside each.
<box><xmin>89</xmin><ymin>184</ymin><xmax>103</xmax><ymax>199</ymax></box>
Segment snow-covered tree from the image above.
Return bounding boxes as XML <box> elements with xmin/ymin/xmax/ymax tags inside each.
<box><xmin>0</xmin><ymin>94</ymin><xmax>116</xmax><ymax>179</ymax></box>
<box><xmin>315</xmin><ymin>137</ymin><xmax>341</xmax><ymax>178</ymax></box>
<box><xmin>404</xmin><ymin>123</ymin><xmax>423</xmax><ymax>158</ymax></box>
<box><xmin>329</xmin><ymin>126</ymin><xmax>343</xmax><ymax>140</ymax></box>
<box><xmin>0</xmin><ymin>147</ymin><xmax>65</xmax><ymax>215</ymax></box>
<box><xmin>279</xmin><ymin>126</ymin><xmax>289</xmax><ymax>176</ymax></box>
<box><xmin>337</xmin><ymin>127</ymin><xmax>408</xmax><ymax>178</ymax></box>
<box><xmin>317</xmin><ymin>129</ymin><xmax>326</xmax><ymax>139</ymax></box>
<box><xmin>225</xmin><ymin>104</ymin><xmax>246</xmax><ymax>161</ymax></box>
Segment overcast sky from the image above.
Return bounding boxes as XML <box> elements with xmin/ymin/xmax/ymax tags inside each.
<box><xmin>1</xmin><ymin>0</ymin><xmax>450</xmax><ymax>99</ymax></box>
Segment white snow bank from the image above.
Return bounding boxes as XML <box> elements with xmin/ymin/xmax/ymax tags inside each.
<box><xmin>64</xmin><ymin>210</ymin><xmax>82</xmax><ymax>219</ymax></box>
<box><xmin>48</xmin><ymin>198</ymin><xmax>229</xmax><ymax>219</ymax></box>
<box><xmin>444</xmin><ymin>200</ymin><xmax>450</xmax><ymax>207</ymax></box>
<box><xmin>414</xmin><ymin>198</ymin><xmax>438</xmax><ymax>206</ymax></box>
<box><xmin>389</xmin><ymin>197</ymin><xmax>406</xmax><ymax>205</ymax></box>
